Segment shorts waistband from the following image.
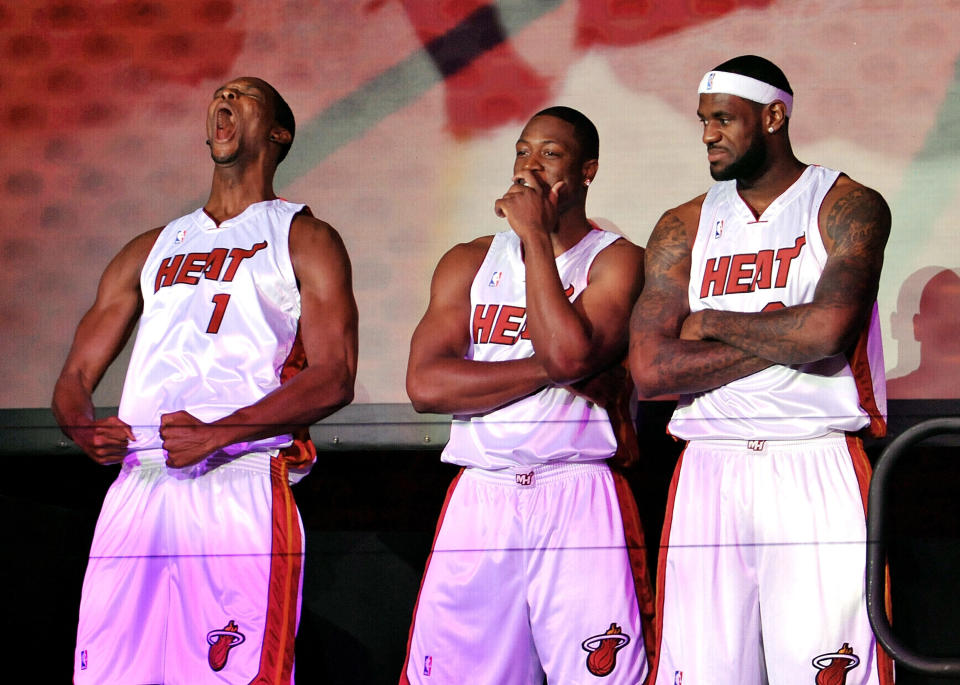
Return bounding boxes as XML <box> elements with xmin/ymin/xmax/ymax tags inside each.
<box><xmin>122</xmin><ymin>449</ymin><xmax>281</xmax><ymax>478</ymax></box>
<box><xmin>463</xmin><ymin>460</ymin><xmax>610</xmax><ymax>487</ymax></box>
<box><xmin>684</xmin><ymin>431</ymin><xmax>850</xmax><ymax>452</ymax></box>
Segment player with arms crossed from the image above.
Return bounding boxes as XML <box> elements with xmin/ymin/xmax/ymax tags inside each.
<box><xmin>630</xmin><ymin>55</ymin><xmax>893</xmax><ymax>685</ymax></box>
<box><xmin>52</xmin><ymin>77</ymin><xmax>358</xmax><ymax>684</ymax></box>
<box><xmin>402</xmin><ymin>107</ymin><xmax>652</xmax><ymax>684</ymax></box>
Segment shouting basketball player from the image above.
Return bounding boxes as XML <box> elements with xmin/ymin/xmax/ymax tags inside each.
<box><xmin>52</xmin><ymin>77</ymin><xmax>357</xmax><ymax>684</ymax></box>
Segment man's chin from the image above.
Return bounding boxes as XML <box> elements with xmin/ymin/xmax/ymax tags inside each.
<box><xmin>211</xmin><ymin>150</ymin><xmax>239</xmax><ymax>165</ymax></box>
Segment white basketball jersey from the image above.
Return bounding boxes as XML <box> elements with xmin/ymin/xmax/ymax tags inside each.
<box><xmin>118</xmin><ymin>200</ymin><xmax>308</xmax><ymax>466</ymax></box>
<box><xmin>442</xmin><ymin>227</ymin><xmax>622</xmax><ymax>469</ymax></box>
<box><xmin>669</xmin><ymin>165</ymin><xmax>886</xmax><ymax>440</ymax></box>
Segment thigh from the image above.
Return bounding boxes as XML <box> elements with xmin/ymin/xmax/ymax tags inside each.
<box><xmin>403</xmin><ymin>470</ymin><xmax>543</xmax><ymax>685</ymax></box>
<box><xmin>757</xmin><ymin>439</ymin><xmax>891</xmax><ymax>685</ymax></box>
<box><xmin>525</xmin><ymin>465</ymin><xmax>649</xmax><ymax>685</ymax></box>
<box><xmin>165</xmin><ymin>462</ymin><xmax>303</xmax><ymax>685</ymax></box>
<box><xmin>653</xmin><ymin>446</ymin><xmax>766</xmax><ymax>685</ymax></box>
<box><xmin>75</xmin><ymin>467</ymin><xmax>171</xmax><ymax>685</ymax></box>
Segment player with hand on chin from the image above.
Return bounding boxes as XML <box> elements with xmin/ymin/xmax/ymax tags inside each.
<box><xmin>402</xmin><ymin>106</ymin><xmax>651</xmax><ymax>685</ymax></box>
<box><xmin>53</xmin><ymin>76</ymin><xmax>357</xmax><ymax>684</ymax></box>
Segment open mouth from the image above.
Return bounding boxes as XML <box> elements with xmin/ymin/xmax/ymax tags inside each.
<box><xmin>214</xmin><ymin>107</ymin><xmax>235</xmax><ymax>142</ymax></box>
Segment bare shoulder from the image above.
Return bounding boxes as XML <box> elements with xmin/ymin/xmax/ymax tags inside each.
<box><xmin>590</xmin><ymin>235</ymin><xmax>644</xmax><ymax>283</ymax></box>
<box><xmin>102</xmin><ymin>226</ymin><xmax>163</xmax><ymax>285</ymax></box>
<box><xmin>435</xmin><ymin>234</ymin><xmax>494</xmax><ymax>279</ymax></box>
<box><xmin>289</xmin><ymin>212</ymin><xmax>351</xmax><ymax>278</ymax></box>
<box><xmin>290</xmin><ymin>212</ymin><xmax>346</xmax><ymax>250</ymax></box>
<box><xmin>819</xmin><ymin>174</ymin><xmax>890</xmax><ymax>254</ymax></box>
<box><xmin>645</xmin><ymin>193</ymin><xmax>706</xmax><ymax>276</ymax></box>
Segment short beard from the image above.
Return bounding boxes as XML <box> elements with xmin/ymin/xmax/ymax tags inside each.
<box><xmin>710</xmin><ymin>130</ymin><xmax>767</xmax><ymax>182</ymax></box>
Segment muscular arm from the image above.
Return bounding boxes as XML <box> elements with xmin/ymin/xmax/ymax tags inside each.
<box><xmin>523</xmin><ymin>233</ymin><xmax>645</xmax><ymax>384</ymax></box>
<box><xmin>406</xmin><ymin>238</ymin><xmax>551</xmax><ymax>415</ymax></box>
<box><xmin>629</xmin><ymin>203</ymin><xmax>772</xmax><ymax>399</ymax></box>
<box><xmin>51</xmin><ymin>228</ymin><xmax>161</xmax><ymax>464</ymax></box>
<box><xmin>495</xmin><ymin>170</ymin><xmax>645</xmax><ymax>384</ymax></box>
<box><xmin>159</xmin><ymin>214</ymin><xmax>358</xmax><ymax>466</ymax></box>
<box><xmin>683</xmin><ymin>179</ymin><xmax>890</xmax><ymax>364</ymax></box>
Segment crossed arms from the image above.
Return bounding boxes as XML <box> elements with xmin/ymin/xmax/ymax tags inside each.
<box><xmin>629</xmin><ymin>175</ymin><xmax>890</xmax><ymax>399</ymax></box>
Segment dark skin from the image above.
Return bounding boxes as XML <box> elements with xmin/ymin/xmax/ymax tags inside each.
<box><xmin>629</xmin><ymin>92</ymin><xmax>890</xmax><ymax>398</ymax></box>
<box><xmin>406</xmin><ymin>114</ymin><xmax>644</xmax><ymax>415</ymax></box>
<box><xmin>52</xmin><ymin>77</ymin><xmax>358</xmax><ymax>467</ymax></box>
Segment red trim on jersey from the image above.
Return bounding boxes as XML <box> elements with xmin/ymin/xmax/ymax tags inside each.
<box><xmin>846</xmin><ymin>324</ymin><xmax>887</xmax><ymax>438</ymax></box>
<box><xmin>612</xmin><ymin>469</ymin><xmax>657</xmax><ymax>667</ymax></box>
<box><xmin>647</xmin><ymin>446</ymin><xmax>686</xmax><ymax>685</ymax></box>
<box><xmin>846</xmin><ymin>435</ymin><xmax>895</xmax><ymax>685</ymax></box>
<box><xmin>278</xmin><ymin>324</ymin><xmax>318</xmax><ymax>470</ymax></box>
<box><xmin>251</xmin><ymin>459</ymin><xmax>302</xmax><ymax>684</ymax></box>
<box><xmin>399</xmin><ymin>469</ymin><xmax>465</xmax><ymax>684</ymax></box>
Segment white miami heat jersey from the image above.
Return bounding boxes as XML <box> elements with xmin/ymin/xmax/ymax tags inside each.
<box><xmin>442</xmin><ymin>227</ymin><xmax>623</xmax><ymax>469</ymax></box>
<box><xmin>669</xmin><ymin>165</ymin><xmax>886</xmax><ymax>440</ymax></box>
<box><xmin>118</xmin><ymin>199</ymin><xmax>306</xmax><ymax>465</ymax></box>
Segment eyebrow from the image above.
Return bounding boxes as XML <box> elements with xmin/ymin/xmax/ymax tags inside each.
<box><xmin>516</xmin><ymin>137</ymin><xmax>564</xmax><ymax>146</ymax></box>
<box><xmin>697</xmin><ymin>109</ymin><xmax>734</xmax><ymax>119</ymax></box>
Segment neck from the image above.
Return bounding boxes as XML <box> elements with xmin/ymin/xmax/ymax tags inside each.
<box><xmin>204</xmin><ymin>162</ymin><xmax>278</xmax><ymax>225</ymax></box>
<box><xmin>735</xmin><ymin>153</ymin><xmax>806</xmax><ymax>218</ymax></box>
<box><xmin>551</xmin><ymin>204</ymin><xmax>592</xmax><ymax>256</ymax></box>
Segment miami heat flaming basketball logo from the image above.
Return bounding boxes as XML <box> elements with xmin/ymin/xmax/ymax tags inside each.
<box><xmin>812</xmin><ymin>642</ymin><xmax>860</xmax><ymax>685</ymax></box>
<box><xmin>582</xmin><ymin>623</ymin><xmax>631</xmax><ymax>677</ymax></box>
<box><xmin>206</xmin><ymin>620</ymin><xmax>246</xmax><ymax>672</ymax></box>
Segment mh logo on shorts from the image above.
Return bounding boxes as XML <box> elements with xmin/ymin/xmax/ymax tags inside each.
<box><xmin>812</xmin><ymin>642</ymin><xmax>860</xmax><ymax>685</ymax></box>
<box><xmin>516</xmin><ymin>471</ymin><xmax>534</xmax><ymax>486</ymax></box>
<box><xmin>581</xmin><ymin>623</ymin><xmax>630</xmax><ymax>677</ymax></box>
<box><xmin>206</xmin><ymin>619</ymin><xmax>246</xmax><ymax>672</ymax></box>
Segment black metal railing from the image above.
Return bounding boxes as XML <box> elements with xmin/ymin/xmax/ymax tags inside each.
<box><xmin>867</xmin><ymin>417</ymin><xmax>960</xmax><ymax>677</ymax></box>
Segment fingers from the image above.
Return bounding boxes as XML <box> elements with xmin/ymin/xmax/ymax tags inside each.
<box><xmin>512</xmin><ymin>170</ymin><xmax>547</xmax><ymax>193</ymax></box>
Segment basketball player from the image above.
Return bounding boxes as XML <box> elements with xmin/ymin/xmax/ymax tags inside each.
<box><xmin>629</xmin><ymin>56</ymin><xmax>893</xmax><ymax>684</ymax></box>
<box><xmin>52</xmin><ymin>77</ymin><xmax>358</xmax><ymax>684</ymax></box>
<box><xmin>402</xmin><ymin>107</ymin><xmax>651</xmax><ymax>684</ymax></box>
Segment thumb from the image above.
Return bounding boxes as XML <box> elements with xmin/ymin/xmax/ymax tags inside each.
<box><xmin>549</xmin><ymin>180</ymin><xmax>565</xmax><ymax>205</ymax></box>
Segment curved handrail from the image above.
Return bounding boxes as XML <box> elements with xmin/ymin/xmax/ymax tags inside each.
<box><xmin>867</xmin><ymin>416</ymin><xmax>960</xmax><ymax>676</ymax></box>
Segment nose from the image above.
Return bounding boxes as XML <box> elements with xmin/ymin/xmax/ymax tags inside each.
<box><xmin>218</xmin><ymin>88</ymin><xmax>238</xmax><ymax>102</ymax></box>
<box><xmin>521</xmin><ymin>153</ymin><xmax>543</xmax><ymax>170</ymax></box>
<box><xmin>702</xmin><ymin>121</ymin><xmax>721</xmax><ymax>145</ymax></box>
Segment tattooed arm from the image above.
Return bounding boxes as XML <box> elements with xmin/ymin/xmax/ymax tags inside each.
<box><xmin>629</xmin><ymin>199</ymin><xmax>773</xmax><ymax>398</ymax></box>
<box><xmin>680</xmin><ymin>177</ymin><xmax>890</xmax><ymax>365</ymax></box>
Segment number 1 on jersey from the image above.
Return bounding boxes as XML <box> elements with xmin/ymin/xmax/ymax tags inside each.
<box><xmin>207</xmin><ymin>293</ymin><xmax>231</xmax><ymax>334</ymax></box>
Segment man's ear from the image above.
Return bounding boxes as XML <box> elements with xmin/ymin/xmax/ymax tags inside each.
<box><xmin>582</xmin><ymin>158</ymin><xmax>598</xmax><ymax>186</ymax></box>
<box><xmin>269</xmin><ymin>126</ymin><xmax>293</xmax><ymax>145</ymax></box>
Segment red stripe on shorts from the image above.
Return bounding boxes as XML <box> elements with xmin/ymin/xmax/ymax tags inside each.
<box><xmin>647</xmin><ymin>446</ymin><xmax>687</xmax><ymax>685</ymax></box>
<box><xmin>398</xmin><ymin>468</ymin><xmax>465</xmax><ymax>685</ymax></box>
<box><xmin>251</xmin><ymin>459</ymin><xmax>302</xmax><ymax>684</ymax></box>
<box><xmin>846</xmin><ymin>434</ymin><xmax>895</xmax><ymax>685</ymax></box>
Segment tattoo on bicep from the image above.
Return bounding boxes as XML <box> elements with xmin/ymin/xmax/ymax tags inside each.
<box><xmin>646</xmin><ymin>212</ymin><xmax>691</xmax><ymax>278</ymax></box>
<box><xmin>825</xmin><ymin>187</ymin><xmax>890</xmax><ymax>259</ymax></box>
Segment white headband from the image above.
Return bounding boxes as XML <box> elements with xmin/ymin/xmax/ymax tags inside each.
<box><xmin>698</xmin><ymin>70</ymin><xmax>793</xmax><ymax>117</ymax></box>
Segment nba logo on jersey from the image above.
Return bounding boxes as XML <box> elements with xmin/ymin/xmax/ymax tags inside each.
<box><xmin>674</xmin><ymin>671</ymin><xmax>683</xmax><ymax>684</ymax></box>
<box><xmin>80</xmin><ymin>649</ymin><xmax>88</xmax><ymax>670</ymax></box>
<box><xmin>714</xmin><ymin>219</ymin><xmax>724</xmax><ymax>239</ymax></box>
<box><xmin>423</xmin><ymin>655</ymin><xmax>433</xmax><ymax>676</ymax></box>
<box><xmin>174</xmin><ymin>228</ymin><xmax>187</xmax><ymax>244</ymax></box>
<box><xmin>489</xmin><ymin>271</ymin><xmax>503</xmax><ymax>287</ymax></box>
